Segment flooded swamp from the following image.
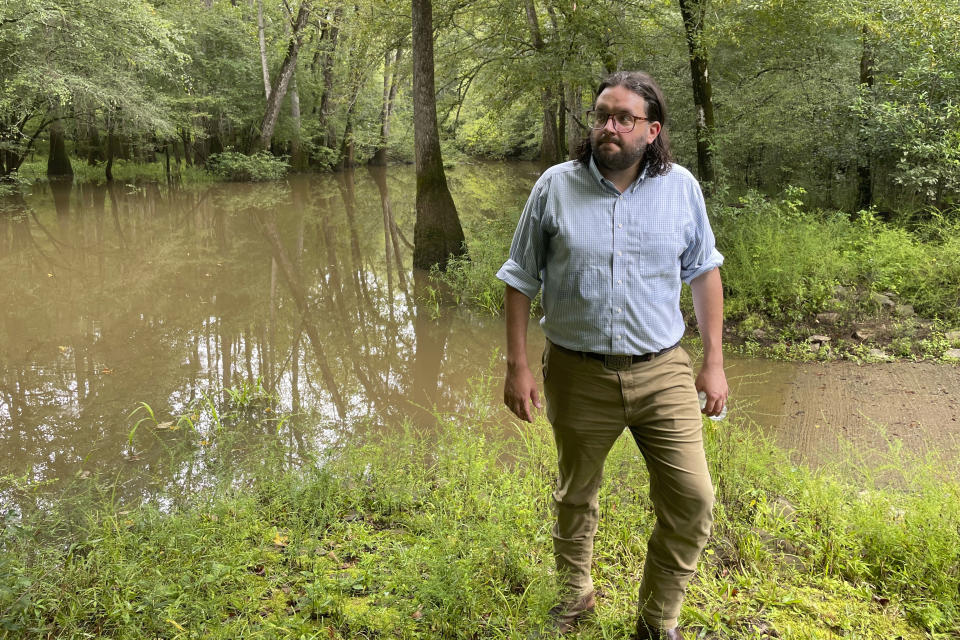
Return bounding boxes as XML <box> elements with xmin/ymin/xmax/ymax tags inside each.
<box><xmin>2</xmin><ymin>163</ymin><xmax>959</xmax><ymax>508</ymax></box>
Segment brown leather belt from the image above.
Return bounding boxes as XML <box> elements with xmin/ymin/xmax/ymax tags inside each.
<box><xmin>551</xmin><ymin>340</ymin><xmax>681</xmax><ymax>371</ymax></box>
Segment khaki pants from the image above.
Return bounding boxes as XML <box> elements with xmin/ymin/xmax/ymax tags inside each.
<box><xmin>543</xmin><ymin>340</ymin><xmax>714</xmax><ymax>630</ymax></box>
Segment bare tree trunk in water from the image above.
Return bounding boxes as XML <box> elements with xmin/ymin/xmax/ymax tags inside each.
<box><xmin>411</xmin><ymin>0</ymin><xmax>465</xmax><ymax>271</ymax></box>
<box><xmin>370</xmin><ymin>47</ymin><xmax>402</xmax><ymax>166</ymax></box>
<box><xmin>258</xmin><ymin>0</ymin><xmax>271</xmax><ymax>100</ymax></box>
<box><xmin>164</xmin><ymin>142</ymin><xmax>172</xmax><ymax>183</ymax></box>
<box><xmin>47</xmin><ymin>119</ymin><xmax>74</xmax><ymax>179</ymax></box>
<box><xmin>523</xmin><ymin>0</ymin><xmax>561</xmax><ymax>165</ymax></box>
<box><xmin>180</xmin><ymin>128</ymin><xmax>193</xmax><ymax>166</ymax></box>
<box><xmin>678</xmin><ymin>0</ymin><xmax>716</xmax><ymax>189</ymax></box>
<box><xmin>257</xmin><ymin>1</ymin><xmax>311</xmax><ymax>152</ymax></box>
<box><xmin>338</xmin><ymin>118</ymin><xmax>355</xmax><ymax>169</ymax></box>
<box><xmin>857</xmin><ymin>25</ymin><xmax>874</xmax><ymax>211</ymax></box>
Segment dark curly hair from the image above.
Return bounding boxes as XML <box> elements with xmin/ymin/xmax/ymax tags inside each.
<box><xmin>576</xmin><ymin>70</ymin><xmax>673</xmax><ymax>177</ymax></box>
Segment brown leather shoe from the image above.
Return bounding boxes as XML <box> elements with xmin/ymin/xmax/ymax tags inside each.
<box><xmin>534</xmin><ymin>591</ymin><xmax>596</xmax><ymax>636</ymax></box>
<box><xmin>633</xmin><ymin>619</ymin><xmax>684</xmax><ymax>640</ymax></box>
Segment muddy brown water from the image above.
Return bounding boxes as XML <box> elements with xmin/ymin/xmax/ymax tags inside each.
<box><xmin>2</xmin><ymin>163</ymin><xmax>958</xmax><ymax>507</ymax></box>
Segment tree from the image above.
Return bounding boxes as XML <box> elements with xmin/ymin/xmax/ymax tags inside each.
<box><xmin>256</xmin><ymin>0</ymin><xmax>312</xmax><ymax>152</ymax></box>
<box><xmin>0</xmin><ymin>0</ymin><xmax>181</xmax><ymax>178</ymax></box>
<box><xmin>370</xmin><ymin>46</ymin><xmax>403</xmax><ymax>166</ymax></box>
<box><xmin>523</xmin><ymin>0</ymin><xmax>562</xmax><ymax>165</ymax></box>
<box><xmin>678</xmin><ymin>0</ymin><xmax>716</xmax><ymax>188</ymax></box>
<box><xmin>411</xmin><ymin>0</ymin><xmax>465</xmax><ymax>271</ymax></box>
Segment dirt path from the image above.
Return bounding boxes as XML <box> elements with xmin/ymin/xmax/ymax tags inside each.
<box><xmin>727</xmin><ymin>358</ymin><xmax>960</xmax><ymax>472</ymax></box>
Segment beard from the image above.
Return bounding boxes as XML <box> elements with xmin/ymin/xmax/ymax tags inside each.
<box><xmin>590</xmin><ymin>131</ymin><xmax>647</xmax><ymax>172</ymax></box>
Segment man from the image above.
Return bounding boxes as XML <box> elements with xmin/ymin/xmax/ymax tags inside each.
<box><xmin>497</xmin><ymin>71</ymin><xmax>727</xmax><ymax>640</ymax></box>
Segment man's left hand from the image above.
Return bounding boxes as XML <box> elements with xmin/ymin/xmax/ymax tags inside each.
<box><xmin>695</xmin><ymin>361</ymin><xmax>728</xmax><ymax>417</ymax></box>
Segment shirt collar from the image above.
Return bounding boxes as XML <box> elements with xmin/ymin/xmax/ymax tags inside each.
<box><xmin>587</xmin><ymin>155</ymin><xmax>649</xmax><ymax>194</ymax></box>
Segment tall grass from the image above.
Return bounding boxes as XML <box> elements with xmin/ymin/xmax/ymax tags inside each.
<box><xmin>712</xmin><ymin>193</ymin><xmax>960</xmax><ymax>324</ymax></box>
<box><xmin>1</xmin><ymin>374</ymin><xmax>957</xmax><ymax>638</ymax></box>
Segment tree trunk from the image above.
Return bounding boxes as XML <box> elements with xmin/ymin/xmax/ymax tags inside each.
<box><xmin>87</xmin><ymin>125</ymin><xmax>104</xmax><ymax>165</ymax></box>
<box><xmin>318</xmin><ymin>5</ymin><xmax>343</xmax><ymax>151</ymax></box>
<box><xmin>256</xmin><ymin>1</ymin><xmax>311</xmax><ymax>152</ymax></box>
<box><xmin>524</xmin><ymin>0</ymin><xmax>561</xmax><ymax>165</ymax></box>
<box><xmin>678</xmin><ymin>0</ymin><xmax>716</xmax><ymax>189</ymax></box>
<box><xmin>856</xmin><ymin>25</ymin><xmax>874</xmax><ymax>211</ymax></box>
<box><xmin>289</xmin><ymin>75</ymin><xmax>303</xmax><ymax>168</ymax></box>
<box><xmin>411</xmin><ymin>0</ymin><xmax>465</xmax><ymax>271</ymax></box>
<box><xmin>281</xmin><ymin>3</ymin><xmax>304</xmax><ymax>169</ymax></box>
<box><xmin>104</xmin><ymin>118</ymin><xmax>121</xmax><ymax>182</ymax></box>
<box><xmin>338</xmin><ymin>117</ymin><xmax>355</xmax><ymax>169</ymax></box>
<box><xmin>47</xmin><ymin>119</ymin><xmax>74</xmax><ymax>179</ymax></box>
<box><xmin>180</xmin><ymin>128</ymin><xmax>193</xmax><ymax>166</ymax></box>
<box><xmin>258</xmin><ymin>0</ymin><xmax>271</xmax><ymax>100</ymax></box>
<box><xmin>566</xmin><ymin>82</ymin><xmax>582</xmax><ymax>160</ymax></box>
<box><xmin>370</xmin><ymin>47</ymin><xmax>402</xmax><ymax>166</ymax></box>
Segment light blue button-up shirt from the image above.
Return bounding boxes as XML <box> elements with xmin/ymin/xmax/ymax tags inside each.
<box><xmin>496</xmin><ymin>158</ymin><xmax>723</xmax><ymax>356</ymax></box>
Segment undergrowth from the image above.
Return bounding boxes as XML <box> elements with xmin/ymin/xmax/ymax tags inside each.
<box><xmin>433</xmin><ymin>188</ymin><xmax>960</xmax><ymax>360</ymax></box>
<box><xmin>1</xmin><ymin>373</ymin><xmax>958</xmax><ymax>638</ymax></box>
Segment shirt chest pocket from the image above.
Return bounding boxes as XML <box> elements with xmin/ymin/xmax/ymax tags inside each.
<box><xmin>637</xmin><ymin>231</ymin><xmax>683</xmax><ymax>279</ymax></box>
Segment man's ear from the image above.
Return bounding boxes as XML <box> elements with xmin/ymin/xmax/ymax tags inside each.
<box><xmin>647</xmin><ymin>121</ymin><xmax>662</xmax><ymax>144</ymax></box>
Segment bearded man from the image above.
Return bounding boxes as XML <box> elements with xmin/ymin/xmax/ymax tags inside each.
<box><xmin>497</xmin><ymin>71</ymin><xmax>727</xmax><ymax>639</ymax></box>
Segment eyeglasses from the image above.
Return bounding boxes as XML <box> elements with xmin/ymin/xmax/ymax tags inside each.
<box><xmin>586</xmin><ymin>110</ymin><xmax>649</xmax><ymax>133</ymax></box>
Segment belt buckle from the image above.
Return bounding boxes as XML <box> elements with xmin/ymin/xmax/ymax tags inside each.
<box><xmin>603</xmin><ymin>354</ymin><xmax>633</xmax><ymax>371</ymax></box>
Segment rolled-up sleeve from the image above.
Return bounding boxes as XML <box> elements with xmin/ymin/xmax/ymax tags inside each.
<box><xmin>496</xmin><ymin>179</ymin><xmax>548</xmax><ymax>300</ymax></box>
<box><xmin>679</xmin><ymin>178</ymin><xmax>724</xmax><ymax>284</ymax></box>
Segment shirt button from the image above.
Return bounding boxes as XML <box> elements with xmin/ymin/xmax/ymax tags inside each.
<box><xmin>617</xmin><ymin>251</ymin><xmax>622</xmax><ymax>256</ymax></box>
<box><xmin>616</xmin><ymin>307</ymin><xmax>622</xmax><ymax>313</ymax></box>
<box><xmin>617</xmin><ymin>279</ymin><xmax>622</xmax><ymax>285</ymax></box>
<box><xmin>618</xmin><ymin>223</ymin><xmax>623</xmax><ymax>229</ymax></box>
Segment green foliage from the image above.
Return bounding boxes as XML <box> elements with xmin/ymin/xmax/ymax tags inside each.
<box><xmin>441</xmin><ymin>184</ymin><xmax>960</xmax><ymax>358</ymax></box>
<box><xmin>1</xmin><ymin>383</ymin><xmax>956</xmax><ymax>637</ymax></box>
<box><xmin>206</xmin><ymin>152</ymin><xmax>289</xmax><ymax>182</ymax></box>
<box><xmin>714</xmin><ymin>190</ymin><xmax>853</xmax><ymax>321</ymax></box>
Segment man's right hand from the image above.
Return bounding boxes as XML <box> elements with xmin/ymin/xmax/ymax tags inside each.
<box><xmin>503</xmin><ymin>364</ymin><xmax>542</xmax><ymax>422</ymax></box>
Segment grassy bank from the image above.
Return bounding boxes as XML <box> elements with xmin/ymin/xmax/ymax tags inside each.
<box><xmin>2</xmin><ymin>375</ymin><xmax>958</xmax><ymax>638</ymax></box>
<box><xmin>436</xmin><ymin>189</ymin><xmax>960</xmax><ymax>362</ymax></box>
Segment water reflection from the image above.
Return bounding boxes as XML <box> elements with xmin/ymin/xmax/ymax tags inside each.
<box><xmin>0</xmin><ymin>165</ymin><xmax>538</xmax><ymax>506</ymax></box>
<box><xmin>7</xmin><ymin>163</ymin><xmax>953</xmax><ymax>510</ymax></box>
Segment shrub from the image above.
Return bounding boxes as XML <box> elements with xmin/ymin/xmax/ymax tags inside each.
<box><xmin>206</xmin><ymin>151</ymin><xmax>289</xmax><ymax>182</ymax></box>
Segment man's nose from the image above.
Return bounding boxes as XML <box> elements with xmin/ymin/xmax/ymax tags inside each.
<box><xmin>602</xmin><ymin>116</ymin><xmax>618</xmax><ymax>133</ymax></box>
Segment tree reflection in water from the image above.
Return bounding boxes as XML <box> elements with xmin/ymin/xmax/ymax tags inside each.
<box><xmin>0</xmin><ymin>165</ymin><xmax>534</xmax><ymax>506</ymax></box>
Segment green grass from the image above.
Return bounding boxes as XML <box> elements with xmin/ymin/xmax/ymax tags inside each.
<box><xmin>2</xmin><ymin>373</ymin><xmax>958</xmax><ymax>638</ymax></box>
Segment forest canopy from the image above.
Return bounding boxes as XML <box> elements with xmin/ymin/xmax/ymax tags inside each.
<box><xmin>2</xmin><ymin>0</ymin><xmax>959</xmax><ymax>211</ymax></box>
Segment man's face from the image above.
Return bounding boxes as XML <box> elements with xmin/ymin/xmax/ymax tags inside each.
<box><xmin>589</xmin><ymin>85</ymin><xmax>662</xmax><ymax>173</ymax></box>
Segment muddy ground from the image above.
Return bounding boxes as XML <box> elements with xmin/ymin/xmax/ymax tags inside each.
<box><xmin>728</xmin><ymin>358</ymin><xmax>960</xmax><ymax>476</ymax></box>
